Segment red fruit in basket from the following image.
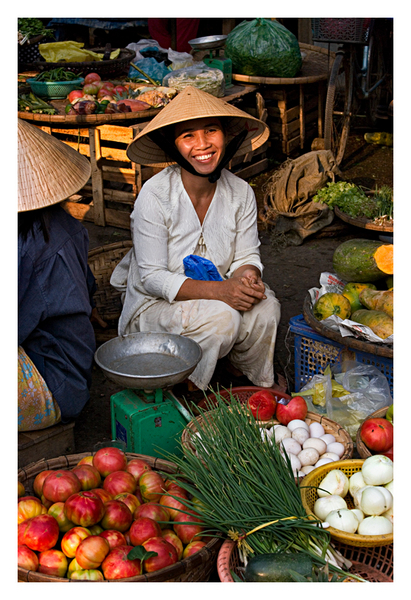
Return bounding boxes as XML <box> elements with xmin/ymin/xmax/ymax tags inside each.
<box><xmin>247</xmin><ymin>390</ymin><xmax>277</xmax><ymax>421</ymax></box>
<box><xmin>68</xmin><ymin>89</ymin><xmax>84</xmax><ymax>103</ymax></box>
<box><xmin>103</xmin><ymin>470</ymin><xmax>137</xmax><ymax>496</ymax></box>
<box><xmin>133</xmin><ymin>502</ymin><xmax>170</xmax><ymax>526</ymax></box>
<box><xmin>126</xmin><ymin>458</ymin><xmax>152</xmax><ymax>482</ymax></box>
<box><xmin>142</xmin><ymin>537</ymin><xmax>178</xmax><ymax>573</ymax></box>
<box><xmin>161</xmin><ymin>528</ymin><xmax>184</xmax><ymax>560</ymax></box>
<box><xmin>98</xmin><ymin>529</ymin><xmax>127</xmax><ymax>551</ymax></box>
<box><xmin>21</xmin><ymin>514</ymin><xmax>60</xmax><ymax>552</ymax></box>
<box><xmin>129</xmin><ymin>517</ymin><xmax>162</xmax><ymax>546</ymax></box>
<box><xmin>42</xmin><ymin>470</ymin><xmax>82</xmax><ymax>503</ymax></box>
<box><xmin>61</xmin><ymin>526</ymin><xmax>91</xmax><ymax>558</ymax></box>
<box><xmin>33</xmin><ymin>470</ymin><xmax>54</xmax><ymax>498</ymax></box>
<box><xmin>114</xmin><ymin>492</ymin><xmax>141</xmax><ymax>515</ymax></box>
<box><xmin>382</xmin><ymin>446</ymin><xmax>393</xmax><ymax>461</ymax></box>
<box><xmin>84</xmin><ymin>72</ymin><xmax>101</xmax><ymax>85</ymax></box>
<box><xmin>182</xmin><ymin>540</ymin><xmax>207</xmax><ymax>558</ymax></box>
<box><xmin>101</xmin><ymin>545</ymin><xmax>142</xmax><ymax>580</ymax></box>
<box><xmin>18</xmin><ymin>497</ymin><xmax>47</xmax><ymax>524</ymax></box>
<box><xmin>276</xmin><ymin>396</ymin><xmax>307</xmax><ymax>425</ymax></box>
<box><xmin>100</xmin><ymin>500</ymin><xmax>133</xmax><ymax>532</ymax></box>
<box><xmin>360</xmin><ymin>418</ymin><xmax>394</xmax><ymax>453</ymax></box>
<box><xmin>38</xmin><ymin>549</ymin><xmax>68</xmax><ymax>577</ymax></box>
<box><xmin>18</xmin><ymin>544</ymin><xmax>39</xmax><ymax>571</ymax></box>
<box><xmin>93</xmin><ymin>447</ymin><xmax>128</xmax><ymax>477</ymax></box>
<box><xmin>64</xmin><ymin>491</ymin><xmax>106</xmax><ymax>527</ymax></box>
<box><xmin>173</xmin><ymin>510</ymin><xmax>204</xmax><ymax>545</ymax></box>
<box><xmin>72</xmin><ymin>464</ymin><xmax>102</xmax><ymax>490</ymax></box>
<box><xmin>76</xmin><ymin>535</ymin><xmax>110</xmax><ymax>570</ymax></box>
<box><xmin>139</xmin><ymin>471</ymin><xmax>165</xmax><ymax>502</ymax></box>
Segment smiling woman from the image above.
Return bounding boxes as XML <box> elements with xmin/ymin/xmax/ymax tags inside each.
<box><xmin>110</xmin><ymin>86</ymin><xmax>283</xmax><ymax>394</ymax></box>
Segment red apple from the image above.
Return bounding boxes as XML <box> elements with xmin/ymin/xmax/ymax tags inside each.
<box><xmin>275</xmin><ymin>396</ymin><xmax>307</xmax><ymax>426</ymax></box>
<box><xmin>64</xmin><ymin>491</ymin><xmax>106</xmax><ymax>527</ymax></box>
<box><xmin>20</xmin><ymin>514</ymin><xmax>60</xmax><ymax>552</ymax></box>
<box><xmin>114</xmin><ymin>492</ymin><xmax>141</xmax><ymax>515</ymax></box>
<box><xmin>76</xmin><ymin>535</ymin><xmax>110</xmax><ymax>569</ymax></box>
<box><xmin>99</xmin><ymin>529</ymin><xmax>127</xmax><ymax>551</ymax></box>
<box><xmin>72</xmin><ymin>464</ymin><xmax>102</xmax><ymax>490</ymax></box>
<box><xmin>173</xmin><ymin>511</ymin><xmax>204</xmax><ymax>545</ymax></box>
<box><xmin>42</xmin><ymin>470</ymin><xmax>82</xmax><ymax>503</ymax></box>
<box><xmin>101</xmin><ymin>545</ymin><xmax>142</xmax><ymax>580</ymax></box>
<box><xmin>360</xmin><ymin>418</ymin><xmax>394</xmax><ymax>453</ymax></box>
<box><xmin>100</xmin><ymin>500</ymin><xmax>133</xmax><ymax>532</ymax></box>
<box><xmin>48</xmin><ymin>501</ymin><xmax>75</xmax><ymax>533</ymax></box>
<box><xmin>61</xmin><ymin>526</ymin><xmax>91</xmax><ymax>558</ymax></box>
<box><xmin>18</xmin><ymin>545</ymin><xmax>39</xmax><ymax>571</ymax></box>
<box><xmin>139</xmin><ymin>471</ymin><xmax>165</xmax><ymax>502</ymax></box>
<box><xmin>129</xmin><ymin>516</ymin><xmax>161</xmax><ymax>546</ymax></box>
<box><xmin>161</xmin><ymin>528</ymin><xmax>184</xmax><ymax>560</ymax></box>
<box><xmin>38</xmin><ymin>549</ymin><xmax>68</xmax><ymax>577</ymax></box>
<box><xmin>142</xmin><ymin>537</ymin><xmax>178</xmax><ymax>572</ymax></box>
<box><xmin>103</xmin><ymin>470</ymin><xmax>137</xmax><ymax>496</ymax></box>
<box><xmin>133</xmin><ymin>502</ymin><xmax>170</xmax><ymax>526</ymax></box>
<box><xmin>182</xmin><ymin>540</ymin><xmax>207</xmax><ymax>558</ymax></box>
<box><xmin>247</xmin><ymin>389</ymin><xmax>277</xmax><ymax>421</ymax></box>
<box><xmin>126</xmin><ymin>458</ymin><xmax>152</xmax><ymax>482</ymax></box>
<box><xmin>93</xmin><ymin>447</ymin><xmax>128</xmax><ymax>477</ymax></box>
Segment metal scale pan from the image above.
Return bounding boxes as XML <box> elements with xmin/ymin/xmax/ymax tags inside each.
<box><xmin>188</xmin><ymin>35</ymin><xmax>227</xmax><ymax>51</ymax></box>
<box><xmin>94</xmin><ymin>332</ymin><xmax>202</xmax><ymax>391</ymax></box>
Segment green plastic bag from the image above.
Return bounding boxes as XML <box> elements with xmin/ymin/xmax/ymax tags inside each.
<box><xmin>225</xmin><ymin>18</ymin><xmax>302</xmax><ymax>78</ymax></box>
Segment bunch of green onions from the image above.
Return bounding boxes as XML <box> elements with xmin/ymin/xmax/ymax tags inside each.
<box><xmin>163</xmin><ymin>391</ymin><xmax>362</xmax><ymax>580</ymax></box>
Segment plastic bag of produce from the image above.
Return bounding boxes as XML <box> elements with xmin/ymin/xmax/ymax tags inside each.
<box><xmin>225</xmin><ymin>18</ymin><xmax>302</xmax><ymax>78</ymax></box>
<box><xmin>39</xmin><ymin>41</ymin><xmax>120</xmax><ymax>63</ymax></box>
<box><xmin>163</xmin><ymin>63</ymin><xmax>225</xmax><ymax>97</ymax></box>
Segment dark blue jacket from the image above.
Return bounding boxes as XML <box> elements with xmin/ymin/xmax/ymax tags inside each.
<box><xmin>18</xmin><ymin>205</ymin><xmax>96</xmax><ymax>422</ymax></box>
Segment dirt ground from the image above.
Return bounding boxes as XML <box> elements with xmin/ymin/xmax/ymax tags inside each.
<box><xmin>73</xmin><ymin>127</ymin><xmax>393</xmax><ymax>454</ymax></box>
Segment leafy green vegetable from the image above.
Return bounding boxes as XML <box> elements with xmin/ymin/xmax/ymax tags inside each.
<box><xmin>18</xmin><ymin>18</ymin><xmax>54</xmax><ymax>40</ymax></box>
<box><xmin>313</xmin><ymin>181</ymin><xmax>393</xmax><ymax>221</ymax></box>
<box><xmin>18</xmin><ymin>92</ymin><xmax>57</xmax><ymax>114</ymax></box>
<box><xmin>225</xmin><ymin>18</ymin><xmax>302</xmax><ymax>78</ymax></box>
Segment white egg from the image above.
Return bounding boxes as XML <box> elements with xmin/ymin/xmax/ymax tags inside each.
<box><xmin>285</xmin><ymin>452</ymin><xmax>301</xmax><ymax>474</ymax></box>
<box><xmin>274</xmin><ymin>425</ymin><xmax>291</xmax><ymax>444</ymax></box>
<box><xmin>280</xmin><ymin>437</ymin><xmax>302</xmax><ymax>455</ymax></box>
<box><xmin>302</xmin><ymin>437</ymin><xmax>327</xmax><ymax>455</ymax></box>
<box><xmin>320</xmin><ymin>433</ymin><xmax>336</xmax><ymax>445</ymax></box>
<box><xmin>298</xmin><ymin>447</ymin><xmax>320</xmax><ymax>467</ymax></box>
<box><xmin>292</xmin><ymin>427</ymin><xmax>310</xmax><ymax>445</ymax></box>
<box><xmin>320</xmin><ymin>452</ymin><xmax>340</xmax><ymax>462</ymax></box>
<box><xmin>326</xmin><ymin>442</ymin><xmax>345</xmax><ymax>458</ymax></box>
<box><xmin>301</xmin><ymin>464</ymin><xmax>316</xmax><ymax>475</ymax></box>
<box><xmin>287</xmin><ymin>419</ymin><xmax>309</xmax><ymax>433</ymax></box>
<box><xmin>309</xmin><ymin>422</ymin><xmax>325</xmax><ymax>438</ymax></box>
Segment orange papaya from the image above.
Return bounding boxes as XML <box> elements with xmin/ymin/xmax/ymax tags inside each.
<box><xmin>350</xmin><ymin>309</ymin><xmax>393</xmax><ymax>339</ymax></box>
<box><xmin>342</xmin><ymin>282</ymin><xmax>377</xmax><ymax>313</ymax></box>
<box><xmin>313</xmin><ymin>292</ymin><xmax>351</xmax><ymax>321</ymax></box>
<box><xmin>333</xmin><ymin>239</ymin><xmax>393</xmax><ymax>282</ymax></box>
<box><xmin>358</xmin><ymin>288</ymin><xmax>393</xmax><ymax>318</ymax></box>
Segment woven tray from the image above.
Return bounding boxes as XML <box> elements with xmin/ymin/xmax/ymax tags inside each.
<box><xmin>88</xmin><ymin>240</ymin><xmax>132</xmax><ymax>343</ymax></box>
<box><xmin>18</xmin><ymin>452</ymin><xmax>222</xmax><ymax>583</ymax></box>
<box><xmin>355</xmin><ymin>406</ymin><xmax>390</xmax><ymax>459</ymax></box>
<box><xmin>303</xmin><ymin>294</ymin><xmax>393</xmax><ymax>359</ymax></box>
<box><xmin>216</xmin><ymin>537</ymin><xmax>393</xmax><ymax>582</ymax></box>
<box><xmin>32</xmin><ymin>47</ymin><xmax>136</xmax><ymax>78</ymax></box>
<box><xmin>300</xmin><ymin>459</ymin><xmax>393</xmax><ymax>547</ymax></box>
<box><xmin>232</xmin><ymin>43</ymin><xmax>335</xmax><ymax>85</ymax></box>
<box><xmin>334</xmin><ymin>207</ymin><xmax>393</xmax><ymax>233</ymax></box>
<box><xmin>182</xmin><ymin>398</ymin><xmax>353</xmax><ymax>460</ymax></box>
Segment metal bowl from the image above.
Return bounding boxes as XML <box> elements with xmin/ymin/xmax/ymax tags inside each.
<box><xmin>94</xmin><ymin>332</ymin><xmax>202</xmax><ymax>390</ymax></box>
<box><xmin>188</xmin><ymin>35</ymin><xmax>227</xmax><ymax>51</ymax></box>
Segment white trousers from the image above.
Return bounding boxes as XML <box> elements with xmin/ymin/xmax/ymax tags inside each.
<box><xmin>130</xmin><ymin>288</ymin><xmax>281</xmax><ymax>390</ymax></box>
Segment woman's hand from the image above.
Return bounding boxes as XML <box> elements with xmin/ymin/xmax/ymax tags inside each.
<box><xmin>217</xmin><ymin>275</ymin><xmax>266</xmax><ymax>311</ymax></box>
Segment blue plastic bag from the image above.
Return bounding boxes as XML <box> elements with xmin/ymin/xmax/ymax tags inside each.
<box><xmin>183</xmin><ymin>255</ymin><xmax>223</xmax><ymax>281</ymax></box>
<box><xmin>128</xmin><ymin>57</ymin><xmax>170</xmax><ymax>81</ymax></box>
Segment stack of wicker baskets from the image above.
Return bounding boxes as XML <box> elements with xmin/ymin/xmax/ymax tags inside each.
<box><xmin>18</xmin><ymin>452</ymin><xmax>222</xmax><ymax>583</ymax></box>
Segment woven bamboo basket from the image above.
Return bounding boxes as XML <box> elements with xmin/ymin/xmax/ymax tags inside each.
<box><xmin>18</xmin><ymin>452</ymin><xmax>222</xmax><ymax>583</ymax></box>
<box><xmin>216</xmin><ymin>537</ymin><xmax>393</xmax><ymax>582</ymax></box>
<box><xmin>32</xmin><ymin>48</ymin><xmax>136</xmax><ymax>78</ymax></box>
<box><xmin>182</xmin><ymin>387</ymin><xmax>353</xmax><ymax>460</ymax></box>
<box><xmin>356</xmin><ymin>406</ymin><xmax>391</xmax><ymax>459</ymax></box>
<box><xmin>88</xmin><ymin>240</ymin><xmax>132</xmax><ymax>343</ymax></box>
<box><xmin>300</xmin><ymin>459</ymin><xmax>393</xmax><ymax>547</ymax></box>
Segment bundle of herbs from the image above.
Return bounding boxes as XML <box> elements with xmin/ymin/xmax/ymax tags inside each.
<box><xmin>313</xmin><ymin>181</ymin><xmax>393</xmax><ymax>224</ymax></box>
<box><xmin>162</xmin><ymin>392</ymin><xmax>363</xmax><ymax>581</ymax></box>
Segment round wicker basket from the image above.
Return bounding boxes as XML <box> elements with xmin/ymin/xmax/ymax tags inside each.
<box><xmin>18</xmin><ymin>452</ymin><xmax>221</xmax><ymax>583</ymax></box>
<box><xmin>32</xmin><ymin>48</ymin><xmax>136</xmax><ymax>78</ymax></box>
<box><xmin>300</xmin><ymin>459</ymin><xmax>393</xmax><ymax>547</ymax></box>
<box><xmin>182</xmin><ymin>388</ymin><xmax>353</xmax><ymax>461</ymax></box>
<box><xmin>356</xmin><ymin>406</ymin><xmax>390</xmax><ymax>459</ymax></box>
<box><xmin>216</xmin><ymin>537</ymin><xmax>393</xmax><ymax>582</ymax></box>
<box><xmin>88</xmin><ymin>240</ymin><xmax>132</xmax><ymax>343</ymax></box>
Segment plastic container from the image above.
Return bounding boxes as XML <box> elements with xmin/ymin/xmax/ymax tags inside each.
<box><xmin>27</xmin><ymin>78</ymin><xmax>84</xmax><ymax>99</ymax></box>
<box><xmin>289</xmin><ymin>315</ymin><xmax>393</xmax><ymax>395</ymax></box>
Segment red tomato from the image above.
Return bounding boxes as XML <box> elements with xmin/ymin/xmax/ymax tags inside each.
<box><xmin>360</xmin><ymin>418</ymin><xmax>394</xmax><ymax>453</ymax></box>
<box><xmin>64</xmin><ymin>491</ymin><xmax>106</xmax><ymax>528</ymax></box>
<box><xmin>103</xmin><ymin>470</ymin><xmax>137</xmax><ymax>496</ymax></box>
<box><xmin>93</xmin><ymin>447</ymin><xmax>127</xmax><ymax>477</ymax></box>
<box><xmin>142</xmin><ymin>537</ymin><xmax>178</xmax><ymax>573</ymax></box>
<box><xmin>38</xmin><ymin>549</ymin><xmax>68</xmax><ymax>577</ymax></box>
<box><xmin>101</xmin><ymin>81</ymin><xmax>115</xmax><ymax>91</ymax></box>
<box><xmin>247</xmin><ymin>390</ymin><xmax>277</xmax><ymax>421</ymax></box>
<box><xmin>76</xmin><ymin>535</ymin><xmax>110</xmax><ymax>570</ymax></box>
<box><xmin>18</xmin><ymin>545</ymin><xmax>39</xmax><ymax>571</ymax></box>
<box><xmin>68</xmin><ymin>89</ymin><xmax>84</xmax><ymax>103</ymax></box>
<box><xmin>42</xmin><ymin>470</ymin><xmax>81</xmax><ymax>503</ymax></box>
<box><xmin>139</xmin><ymin>470</ymin><xmax>165</xmax><ymax>502</ymax></box>
<box><xmin>18</xmin><ymin>497</ymin><xmax>47</xmax><ymax>524</ymax></box>
<box><xmin>82</xmin><ymin>83</ymin><xmax>99</xmax><ymax>96</ymax></box>
<box><xmin>276</xmin><ymin>396</ymin><xmax>307</xmax><ymax>426</ymax></box>
<box><xmin>84</xmin><ymin>72</ymin><xmax>101</xmax><ymax>85</ymax></box>
<box><xmin>61</xmin><ymin>526</ymin><xmax>91</xmax><ymax>558</ymax></box>
<box><xmin>97</xmin><ymin>88</ymin><xmax>114</xmax><ymax>99</ymax></box>
<box><xmin>101</xmin><ymin>545</ymin><xmax>142</xmax><ymax>580</ymax></box>
<box><xmin>113</xmin><ymin>85</ymin><xmax>127</xmax><ymax>96</ymax></box>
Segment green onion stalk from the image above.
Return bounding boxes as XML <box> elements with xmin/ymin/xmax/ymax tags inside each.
<box><xmin>161</xmin><ymin>391</ymin><xmax>365</xmax><ymax>581</ymax></box>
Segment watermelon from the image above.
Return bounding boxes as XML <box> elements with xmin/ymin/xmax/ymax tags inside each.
<box><xmin>225</xmin><ymin>18</ymin><xmax>302</xmax><ymax>78</ymax></box>
<box><xmin>332</xmin><ymin>239</ymin><xmax>393</xmax><ymax>283</ymax></box>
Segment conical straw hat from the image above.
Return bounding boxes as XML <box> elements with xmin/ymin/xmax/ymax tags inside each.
<box><xmin>126</xmin><ymin>86</ymin><xmax>270</xmax><ymax>166</ymax></box>
<box><xmin>18</xmin><ymin>119</ymin><xmax>91</xmax><ymax>212</ymax></box>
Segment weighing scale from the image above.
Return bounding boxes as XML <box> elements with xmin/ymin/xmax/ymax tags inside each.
<box><xmin>94</xmin><ymin>332</ymin><xmax>202</xmax><ymax>459</ymax></box>
<box><xmin>188</xmin><ymin>35</ymin><xmax>233</xmax><ymax>88</ymax></box>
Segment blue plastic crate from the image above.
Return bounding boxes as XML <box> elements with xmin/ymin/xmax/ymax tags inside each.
<box><xmin>289</xmin><ymin>314</ymin><xmax>393</xmax><ymax>395</ymax></box>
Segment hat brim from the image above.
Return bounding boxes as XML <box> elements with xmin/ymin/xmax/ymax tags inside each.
<box><xmin>126</xmin><ymin>86</ymin><xmax>270</xmax><ymax>167</ymax></box>
<box><xmin>18</xmin><ymin>119</ymin><xmax>91</xmax><ymax>213</ymax></box>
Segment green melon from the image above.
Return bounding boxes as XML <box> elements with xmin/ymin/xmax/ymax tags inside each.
<box><xmin>333</xmin><ymin>239</ymin><xmax>393</xmax><ymax>283</ymax></box>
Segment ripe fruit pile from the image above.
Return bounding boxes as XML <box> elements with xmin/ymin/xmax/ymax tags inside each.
<box><xmin>18</xmin><ymin>449</ymin><xmax>208</xmax><ymax>581</ymax></box>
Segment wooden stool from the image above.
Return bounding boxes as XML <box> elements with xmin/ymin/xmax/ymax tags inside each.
<box><xmin>18</xmin><ymin>422</ymin><xmax>75</xmax><ymax>468</ymax></box>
